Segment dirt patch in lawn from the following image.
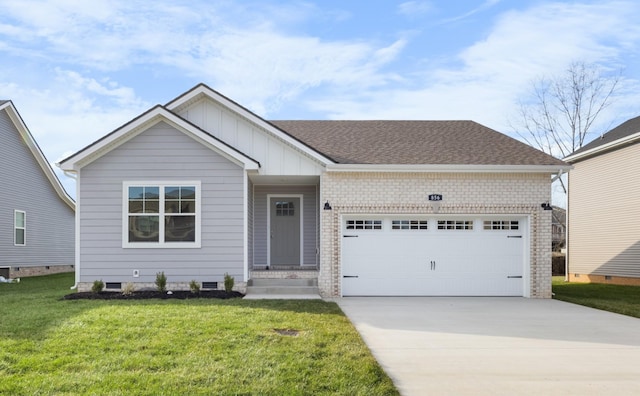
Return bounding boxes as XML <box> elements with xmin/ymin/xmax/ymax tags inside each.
<box><xmin>62</xmin><ymin>290</ymin><xmax>244</xmax><ymax>300</ymax></box>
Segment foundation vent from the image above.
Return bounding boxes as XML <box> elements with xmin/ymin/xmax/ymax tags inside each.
<box><xmin>202</xmin><ymin>281</ymin><xmax>218</xmax><ymax>290</ymax></box>
<box><xmin>105</xmin><ymin>282</ymin><xmax>122</xmax><ymax>290</ymax></box>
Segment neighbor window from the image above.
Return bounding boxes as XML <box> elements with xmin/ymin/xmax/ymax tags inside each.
<box><xmin>124</xmin><ymin>182</ymin><xmax>200</xmax><ymax>248</ymax></box>
<box><xmin>14</xmin><ymin>210</ymin><xmax>25</xmax><ymax>246</ymax></box>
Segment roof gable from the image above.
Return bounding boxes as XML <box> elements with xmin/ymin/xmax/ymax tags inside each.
<box><xmin>565</xmin><ymin>116</ymin><xmax>640</xmax><ymax>162</ymax></box>
<box><xmin>166</xmin><ymin>84</ymin><xmax>336</xmax><ymax>165</ymax></box>
<box><xmin>0</xmin><ymin>101</ymin><xmax>74</xmax><ymax>209</ymax></box>
<box><xmin>271</xmin><ymin>120</ymin><xmax>567</xmax><ymax>167</ymax></box>
<box><xmin>58</xmin><ymin>105</ymin><xmax>260</xmax><ymax>172</ymax></box>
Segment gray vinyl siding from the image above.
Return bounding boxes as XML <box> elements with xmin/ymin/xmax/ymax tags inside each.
<box><xmin>0</xmin><ymin>110</ymin><xmax>74</xmax><ymax>269</ymax></box>
<box><xmin>253</xmin><ymin>185</ymin><xmax>318</xmax><ymax>267</ymax></box>
<box><xmin>568</xmin><ymin>142</ymin><xmax>640</xmax><ymax>278</ymax></box>
<box><xmin>78</xmin><ymin>121</ymin><xmax>244</xmax><ymax>284</ymax></box>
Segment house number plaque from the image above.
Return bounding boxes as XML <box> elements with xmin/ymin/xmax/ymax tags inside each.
<box><xmin>428</xmin><ymin>194</ymin><xmax>443</xmax><ymax>201</ymax></box>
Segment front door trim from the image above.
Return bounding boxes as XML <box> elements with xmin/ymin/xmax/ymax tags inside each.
<box><xmin>267</xmin><ymin>194</ymin><xmax>304</xmax><ymax>266</ymax></box>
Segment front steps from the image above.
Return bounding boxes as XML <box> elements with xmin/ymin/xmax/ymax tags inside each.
<box><xmin>244</xmin><ymin>278</ymin><xmax>322</xmax><ymax>299</ymax></box>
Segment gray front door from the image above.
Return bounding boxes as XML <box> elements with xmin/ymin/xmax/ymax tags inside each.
<box><xmin>270</xmin><ymin>197</ymin><xmax>301</xmax><ymax>265</ymax></box>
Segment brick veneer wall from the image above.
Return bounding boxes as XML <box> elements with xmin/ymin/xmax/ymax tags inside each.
<box><xmin>3</xmin><ymin>265</ymin><xmax>75</xmax><ymax>279</ymax></box>
<box><xmin>318</xmin><ymin>172</ymin><xmax>553</xmax><ymax>298</ymax></box>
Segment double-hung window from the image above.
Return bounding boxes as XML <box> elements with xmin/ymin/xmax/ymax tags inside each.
<box><xmin>123</xmin><ymin>182</ymin><xmax>201</xmax><ymax>248</ymax></box>
<box><xmin>14</xmin><ymin>210</ymin><xmax>25</xmax><ymax>246</ymax></box>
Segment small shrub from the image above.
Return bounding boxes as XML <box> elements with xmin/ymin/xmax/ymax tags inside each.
<box><xmin>189</xmin><ymin>280</ymin><xmax>200</xmax><ymax>294</ymax></box>
<box><xmin>224</xmin><ymin>273</ymin><xmax>234</xmax><ymax>293</ymax></box>
<box><xmin>91</xmin><ymin>280</ymin><xmax>104</xmax><ymax>293</ymax></box>
<box><xmin>155</xmin><ymin>272</ymin><xmax>167</xmax><ymax>292</ymax></box>
<box><xmin>122</xmin><ymin>282</ymin><xmax>135</xmax><ymax>296</ymax></box>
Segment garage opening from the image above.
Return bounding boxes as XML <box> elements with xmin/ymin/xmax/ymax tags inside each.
<box><xmin>341</xmin><ymin>216</ymin><xmax>527</xmax><ymax>297</ymax></box>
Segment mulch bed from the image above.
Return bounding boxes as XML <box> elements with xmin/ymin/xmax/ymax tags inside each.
<box><xmin>62</xmin><ymin>290</ymin><xmax>244</xmax><ymax>300</ymax></box>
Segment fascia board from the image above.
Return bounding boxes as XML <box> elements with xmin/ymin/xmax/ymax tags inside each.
<box><xmin>166</xmin><ymin>84</ymin><xmax>335</xmax><ymax>165</ymax></box>
<box><xmin>326</xmin><ymin>164</ymin><xmax>572</xmax><ymax>173</ymax></box>
<box><xmin>1</xmin><ymin>102</ymin><xmax>75</xmax><ymax>209</ymax></box>
<box><xmin>564</xmin><ymin>131</ymin><xmax>640</xmax><ymax>163</ymax></box>
<box><xmin>58</xmin><ymin>106</ymin><xmax>260</xmax><ymax>172</ymax></box>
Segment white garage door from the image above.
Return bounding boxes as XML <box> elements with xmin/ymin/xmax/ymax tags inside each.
<box><xmin>341</xmin><ymin>216</ymin><xmax>526</xmax><ymax>296</ymax></box>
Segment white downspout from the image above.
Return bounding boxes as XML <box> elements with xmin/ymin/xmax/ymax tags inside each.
<box><xmin>63</xmin><ymin>170</ymin><xmax>80</xmax><ymax>290</ymax></box>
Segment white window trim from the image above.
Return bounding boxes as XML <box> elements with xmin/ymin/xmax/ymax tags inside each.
<box><xmin>14</xmin><ymin>210</ymin><xmax>26</xmax><ymax>246</ymax></box>
<box><xmin>122</xmin><ymin>181</ymin><xmax>201</xmax><ymax>248</ymax></box>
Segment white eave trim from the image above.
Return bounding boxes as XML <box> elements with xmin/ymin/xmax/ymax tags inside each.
<box><xmin>564</xmin><ymin>131</ymin><xmax>640</xmax><ymax>163</ymax></box>
<box><xmin>1</xmin><ymin>101</ymin><xmax>75</xmax><ymax>210</ymax></box>
<box><xmin>326</xmin><ymin>164</ymin><xmax>572</xmax><ymax>173</ymax></box>
<box><xmin>165</xmin><ymin>84</ymin><xmax>336</xmax><ymax>166</ymax></box>
<box><xmin>57</xmin><ymin>106</ymin><xmax>260</xmax><ymax>172</ymax></box>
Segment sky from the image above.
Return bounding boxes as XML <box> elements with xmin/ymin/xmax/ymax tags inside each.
<box><xmin>2</xmin><ymin>0</ymin><xmax>640</xmax><ymax>206</ymax></box>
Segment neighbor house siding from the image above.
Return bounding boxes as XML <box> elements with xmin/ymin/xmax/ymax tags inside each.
<box><xmin>568</xmin><ymin>142</ymin><xmax>640</xmax><ymax>282</ymax></box>
<box><xmin>0</xmin><ymin>110</ymin><xmax>74</xmax><ymax>275</ymax></box>
<box><xmin>253</xmin><ymin>185</ymin><xmax>318</xmax><ymax>267</ymax></box>
<box><xmin>319</xmin><ymin>172</ymin><xmax>552</xmax><ymax>298</ymax></box>
<box><xmin>77</xmin><ymin>121</ymin><xmax>244</xmax><ymax>290</ymax></box>
<box><xmin>175</xmin><ymin>98</ymin><xmax>325</xmax><ymax>176</ymax></box>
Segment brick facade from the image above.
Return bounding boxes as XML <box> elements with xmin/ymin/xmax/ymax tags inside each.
<box><xmin>318</xmin><ymin>172</ymin><xmax>553</xmax><ymax>298</ymax></box>
<box><xmin>1</xmin><ymin>265</ymin><xmax>75</xmax><ymax>279</ymax></box>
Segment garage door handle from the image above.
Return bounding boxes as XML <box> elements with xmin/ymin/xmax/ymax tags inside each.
<box><xmin>507</xmin><ymin>235</ymin><xmax>522</xmax><ymax>238</ymax></box>
<box><xmin>343</xmin><ymin>235</ymin><xmax>359</xmax><ymax>238</ymax></box>
<box><xmin>343</xmin><ymin>275</ymin><xmax>359</xmax><ymax>278</ymax></box>
<box><xmin>507</xmin><ymin>275</ymin><xmax>523</xmax><ymax>278</ymax></box>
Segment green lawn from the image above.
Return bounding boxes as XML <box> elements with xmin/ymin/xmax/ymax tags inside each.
<box><xmin>552</xmin><ymin>276</ymin><xmax>640</xmax><ymax>318</ymax></box>
<box><xmin>0</xmin><ymin>273</ymin><xmax>398</xmax><ymax>396</ymax></box>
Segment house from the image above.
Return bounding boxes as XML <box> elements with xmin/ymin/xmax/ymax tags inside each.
<box><xmin>58</xmin><ymin>84</ymin><xmax>569</xmax><ymax>297</ymax></box>
<box><xmin>0</xmin><ymin>100</ymin><xmax>75</xmax><ymax>279</ymax></box>
<box><xmin>564</xmin><ymin>116</ymin><xmax>640</xmax><ymax>286</ymax></box>
<box><xmin>551</xmin><ymin>206</ymin><xmax>566</xmax><ymax>251</ymax></box>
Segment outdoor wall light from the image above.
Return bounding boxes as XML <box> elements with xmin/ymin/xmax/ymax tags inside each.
<box><xmin>541</xmin><ymin>202</ymin><xmax>553</xmax><ymax>210</ymax></box>
<box><xmin>323</xmin><ymin>201</ymin><xmax>332</xmax><ymax>210</ymax></box>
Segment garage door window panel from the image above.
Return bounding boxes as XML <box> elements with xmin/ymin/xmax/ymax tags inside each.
<box><xmin>392</xmin><ymin>220</ymin><xmax>428</xmax><ymax>230</ymax></box>
<box><xmin>483</xmin><ymin>220</ymin><xmax>519</xmax><ymax>230</ymax></box>
<box><xmin>437</xmin><ymin>220</ymin><xmax>473</xmax><ymax>230</ymax></box>
<box><xmin>346</xmin><ymin>220</ymin><xmax>382</xmax><ymax>230</ymax></box>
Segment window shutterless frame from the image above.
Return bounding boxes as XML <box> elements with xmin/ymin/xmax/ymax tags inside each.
<box><xmin>122</xmin><ymin>181</ymin><xmax>201</xmax><ymax>248</ymax></box>
<box><xmin>14</xmin><ymin>210</ymin><xmax>26</xmax><ymax>246</ymax></box>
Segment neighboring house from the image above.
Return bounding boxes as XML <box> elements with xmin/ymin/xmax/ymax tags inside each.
<box><xmin>551</xmin><ymin>206</ymin><xmax>566</xmax><ymax>251</ymax></box>
<box><xmin>0</xmin><ymin>100</ymin><xmax>75</xmax><ymax>279</ymax></box>
<box><xmin>58</xmin><ymin>84</ymin><xmax>569</xmax><ymax>297</ymax></box>
<box><xmin>564</xmin><ymin>116</ymin><xmax>640</xmax><ymax>286</ymax></box>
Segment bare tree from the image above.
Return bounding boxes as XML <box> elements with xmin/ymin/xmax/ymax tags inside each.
<box><xmin>514</xmin><ymin>61</ymin><xmax>620</xmax><ymax>159</ymax></box>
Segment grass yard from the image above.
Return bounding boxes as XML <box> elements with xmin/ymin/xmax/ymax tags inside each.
<box><xmin>552</xmin><ymin>276</ymin><xmax>640</xmax><ymax>318</ymax></box>
<box><xmin>0</xmin><ymin>273</ymin><xmax>398</xmax><ymax>396</ymax></box>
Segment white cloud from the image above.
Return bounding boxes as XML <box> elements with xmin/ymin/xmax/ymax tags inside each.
<box><xmin>441</xmin><ymin>0</ymin><xmax>502</xmax><ymax>23</ymax></box>
<box><xmin>397</xmin><ymin>1</ymin><xmax>434</xmax><ymax>17</ymax></box>
<box><xmin>307</xmin><ymin>1</ymin><xmax>640</xmax><ymax>133</ymax></box>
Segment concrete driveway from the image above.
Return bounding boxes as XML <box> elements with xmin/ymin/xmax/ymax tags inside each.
<box><xmin>336</xmin><ymin>297</ymin><xmax>640</xmax><ymax>396</ymax></box>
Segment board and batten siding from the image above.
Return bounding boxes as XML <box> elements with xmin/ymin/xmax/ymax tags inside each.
<box><xmin>0</xmin><ymin>109</ymin><xmax>74</xmax><ymax>270</ymax></box>
<box><xmin>176</xmin><ymin>98</ymin><xmax>324</xmax><ymax>176</ymax></box>
<box><xmin>568</xmin><ymin>142</ymin><xmax>640</xmax><ymax>279</ymax></box>
<box><xmin>78</xmin><ymin>121</ymin><xmax>245</xmax><ymax>285</ymax></box>
<box><xmin>253</xmin><ymin>185</ymin><xmax>318</xmax><ymax>267</ymax></box>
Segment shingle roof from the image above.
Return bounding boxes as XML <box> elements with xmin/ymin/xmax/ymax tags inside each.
<box><xmin>569</xmin><ymin>115</ymin><xmax>640</xmax><ymax>157</ymax></box>
<box><xmin>270</xmin><ymin>120</ymin><xmax>566</xmax><ymax>166</ymax></box>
